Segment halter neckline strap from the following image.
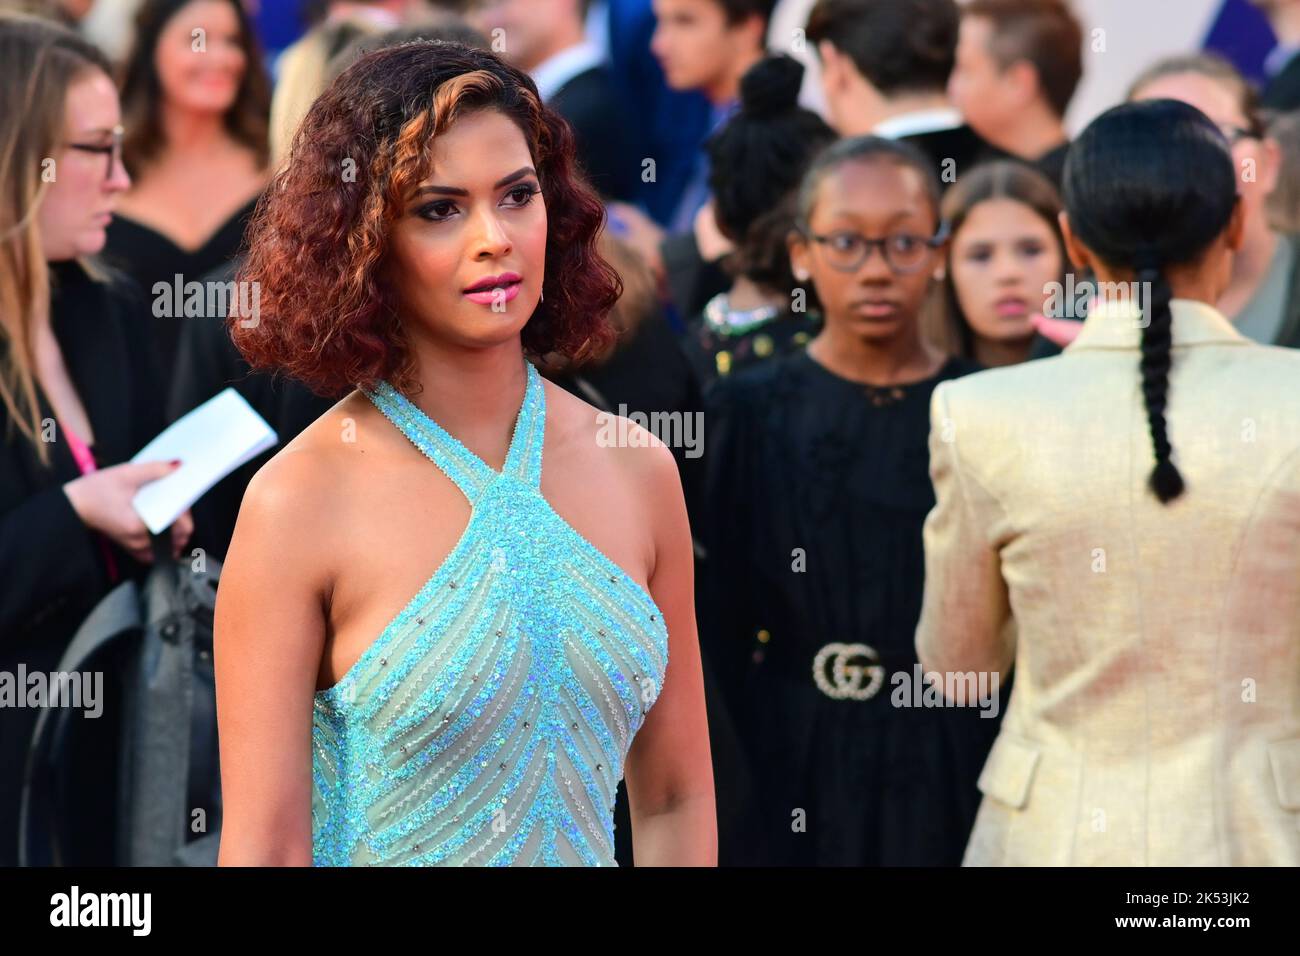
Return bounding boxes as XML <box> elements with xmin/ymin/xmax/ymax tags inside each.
<box><xmin>361</xmin><ymin>360</ymin><xmax>545</xmax><ymax>500</ymax></box>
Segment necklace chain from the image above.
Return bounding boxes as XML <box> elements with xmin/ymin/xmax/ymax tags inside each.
<box><xmin>703</xmin><ymin>292</ymin><xmax>781</xmax><ymax>337</ymax></box>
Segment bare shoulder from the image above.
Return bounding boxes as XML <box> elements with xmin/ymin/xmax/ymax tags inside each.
<box><xmin>234</xmin><ymin>390</ymin><xmax>393</xmax><ymax>555</ymax></box>
<box><xmin>542</xmin><ymin>379</ymin><xmax>683</xmax><ymax>505</ymax></box>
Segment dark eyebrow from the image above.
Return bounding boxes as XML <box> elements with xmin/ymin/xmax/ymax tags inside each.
<box><xmin>414</xmin><ymin>166</ymin><xmax>537</xmax><ymax>198</ymax></box>
<box><xmin>821</xmin><ymin>207</ymin><xmax>928</xmax><ymax>230</ymax></box>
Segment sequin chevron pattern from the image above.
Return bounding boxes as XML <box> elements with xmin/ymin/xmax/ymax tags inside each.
<box><xmin>312</xmin><ymin>360</ymin><xmax>669</xmax><ymax>865</ymax></box>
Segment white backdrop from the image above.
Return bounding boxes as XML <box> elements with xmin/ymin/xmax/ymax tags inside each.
<box><xmin>1066</xmin><ymin>0</ymin><xmax>1226</xmax><ymax>132</ymax></box>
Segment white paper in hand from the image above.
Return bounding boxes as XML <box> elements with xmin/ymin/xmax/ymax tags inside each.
<box><xmin>131</xmin><ymin>388</ymin><xmax>278</xmax><ymax>535</ymax></box>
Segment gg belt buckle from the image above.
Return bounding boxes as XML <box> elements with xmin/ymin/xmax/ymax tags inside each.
<box><xmin>812</xmin><ymin>642</ymin><xmax>885</xmax><ymax>701</ymax></box>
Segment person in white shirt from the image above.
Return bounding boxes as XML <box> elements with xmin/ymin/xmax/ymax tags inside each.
<box><xmin>805</xmin><ymin>0</ymin><xmax>987</xmax><ymax>179</ymax></box>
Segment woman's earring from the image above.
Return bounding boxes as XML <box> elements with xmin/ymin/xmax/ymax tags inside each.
<box><xmin>794</xmin><ymin>268</ymin><xmax>809</xmax><ymax>282</ymax></box>
<box><xmin>540</xmin><ymin>288</ymin><xmax>545</xmax><ymax>303</ymax></box>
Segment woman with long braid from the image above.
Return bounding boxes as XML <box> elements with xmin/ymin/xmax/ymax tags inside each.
<box><xmin>1133</xmin><ymin>248</ymin><xmax>1181</xmax><ymax>501</ymax></box>
<box><xmin>915</xmin><ymin>98</ymin><xmax>1300</xmax><ymax>865</ymax></box>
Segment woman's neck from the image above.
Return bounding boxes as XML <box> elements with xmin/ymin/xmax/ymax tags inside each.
<box><xmin>1218</xmin><ymin>221</ymin><xmax>1279</xmax><ymax>318</ymax></box>
<box><xmin>159</xmin><ymin>105</ymin><xmax>232</xmax><ymax>157</ymax></box>
<box><xmin>985</xmin><ymin>108</ymin><xmax>1067</xmax><ymax>162</ymax></box>
<box><xmin>705</xmin><ymin>48</ymin><xmax>762</xmax><ymax>106</ymax></box>
<box><xmin>973</xmin><ymin>333</ymin><xmax>1033</xmax><ymax>368</ymax></box>
<box><xmin>401</xmin><ymin>334</ymin><xmax>531</xmax><ymax>459</ymax></box>
<box><xmin>1094</xmin><ymin>260</ymin><xmax>1222</xmax><ymax>311</ymax></box>
<box><xmin>726</xmin><ymin>275</ymin><xmax>787</xmax><ymax>312</ymax></box>
<box><xmin>807</xmin><ymin>319</ymin><xmax>945</xmax><ymax>385</ymax></box>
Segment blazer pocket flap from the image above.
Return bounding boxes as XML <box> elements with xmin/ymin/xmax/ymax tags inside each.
<box><xmin>1267</xmin><ymin>737</ymin><xmax>1300</xmax><ymax>810</ymax></box>
<box><xmin>977</xmin><ymin>734</ymin><xmax>1041</xmax><ymax>809</ymax></box>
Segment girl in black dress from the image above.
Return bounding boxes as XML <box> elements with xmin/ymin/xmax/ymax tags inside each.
<box><xmin>703</xmin><ymin>136</ymin><xmax>1004</xmax><ymax>865</ymax></box>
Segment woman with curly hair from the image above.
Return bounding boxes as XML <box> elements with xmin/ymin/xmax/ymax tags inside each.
<box><xmin>213</xmin><ymin>40</ymin><xmax>715</xmax><ymax>867</ymax></box>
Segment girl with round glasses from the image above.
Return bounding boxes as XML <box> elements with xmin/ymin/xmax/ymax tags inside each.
<box><xmin>701</xmin><ymin>136</ymin><xmax>1001</xmax><ymax>865</ymax></box>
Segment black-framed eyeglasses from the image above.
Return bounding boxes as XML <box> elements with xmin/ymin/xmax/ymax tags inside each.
<box><xmin>800</xmin><ymin>223</ymin><xmax>949</xmax><ymax>274</ymax></box>
<box><xmin>65</xmin><ymin>124</ymin><xmax>124</xmax><ymax>182</ymax></box>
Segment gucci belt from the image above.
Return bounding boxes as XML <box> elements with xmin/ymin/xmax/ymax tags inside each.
<box><xmin>812</xmin><ymin>642</ymin><xmax>886</xmax><ymax>701</ymax></box>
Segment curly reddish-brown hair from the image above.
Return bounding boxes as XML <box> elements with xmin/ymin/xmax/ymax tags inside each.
<box><xmin>231</xmin><ymin>40</ymin><xmax>620</xmax><ymax>396</ymax></box>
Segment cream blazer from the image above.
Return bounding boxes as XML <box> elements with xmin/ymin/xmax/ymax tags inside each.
<box><xmin>915</xmin><ymin>298</ymin><xmax>1300</xmax><ymax>865</ymax></box>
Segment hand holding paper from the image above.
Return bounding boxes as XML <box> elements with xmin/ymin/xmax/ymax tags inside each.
<box><xmin>65</xmin><ymin>458</ymin><xmax>189</xmax><ymax>563</ymax></box>
<box><xmin>130</xmin><ymin>388</ymin><xmax>278</xmax><ymax>536</ymax></box>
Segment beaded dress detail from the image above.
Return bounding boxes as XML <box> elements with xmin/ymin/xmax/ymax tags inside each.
<box><xmin>312</xmin><ymin>361</ymin><xmax>669</xmax><ymax>865</ymax></box>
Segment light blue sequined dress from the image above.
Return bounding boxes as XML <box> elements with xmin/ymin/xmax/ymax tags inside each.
<box><xmin>312</xmin><ymin>360</ymin><xmax>669</xmax><ymax>865</ymax></box>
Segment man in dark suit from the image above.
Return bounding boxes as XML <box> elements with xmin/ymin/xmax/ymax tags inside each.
<box><xmin>474</xmin><ymin>0</ymin><xmax>639</xmax><ymax>201</ymax></box>
<box><xmin>805</xmin><ymin>0</ymin><xmax>988</xmax><ymax>184</ymax></box>
<box><xmin>1253</xmin><ymin>0</ymin><xmax>1300</xmax><ymax>110</ymax></box>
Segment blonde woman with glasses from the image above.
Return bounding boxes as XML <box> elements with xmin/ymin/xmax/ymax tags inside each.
<box><xmin>0</xmin><ymin>13</ymin><xmax>191</xmax><ymax>865</ymax></box>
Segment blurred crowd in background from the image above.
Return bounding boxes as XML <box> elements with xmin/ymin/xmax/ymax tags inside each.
<box><xmin>4</xmin><ymin>0</ymin><xmax>1300</xmax><ymax>866</ymax></box>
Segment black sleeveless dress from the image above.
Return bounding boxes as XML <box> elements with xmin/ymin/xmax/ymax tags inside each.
<box><xmin>103</xmin><ymin>194</ymin><xmax>260</xmax><ymax>397</ymax></box>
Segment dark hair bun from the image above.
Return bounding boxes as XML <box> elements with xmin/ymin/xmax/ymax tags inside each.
<box><xmin>740</xmin><ymin>55</ymin><xmax>804</xmax><ymax>117</ymax></box>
